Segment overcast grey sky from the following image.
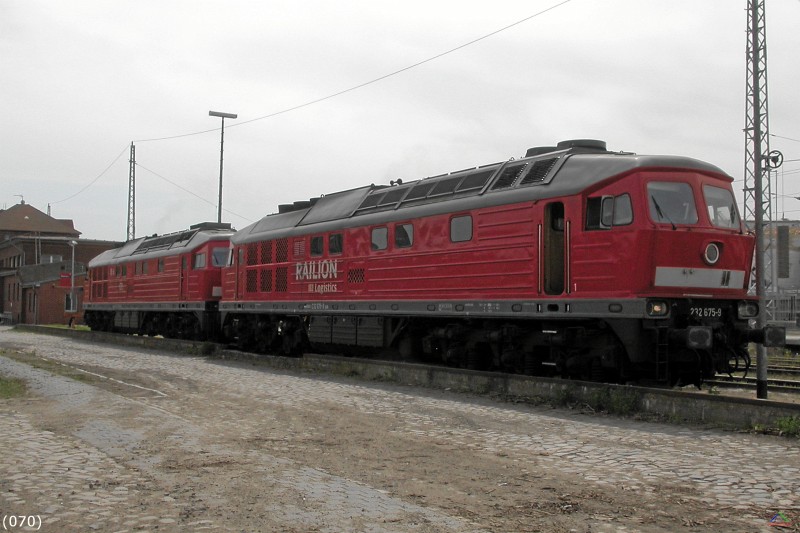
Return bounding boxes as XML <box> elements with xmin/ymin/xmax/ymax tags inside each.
<box><xmin>2</xmin><ymin>0</ymin><xmax>799</xmax><ymax>241</ymax></box>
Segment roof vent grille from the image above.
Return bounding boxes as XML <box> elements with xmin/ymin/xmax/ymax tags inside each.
<box><xmin>491</xmin><ymin>162</ymin><xmax>528</xmax><ymax>190</ymax></box>
<box><xmin>519</xmin><ymin>158</ymin><xmax>559</xmax><ymax>186</ymax></box>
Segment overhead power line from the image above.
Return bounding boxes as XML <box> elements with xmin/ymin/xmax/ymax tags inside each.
<box><xmin>50</xmin><ymin>144</ymin><xmax>130</xmax><ymax>204</ymax></box>
<box><xmin>134</xmin><ymin>0</ymin><xmax>574</xmax><ymax>143</ymax></box>
<box><xmin>48</xmin><ymin>2</ymin><xmax>575</xmax><ymax>213</ymax></box>
<box><xmin>135</xmin><ymin>163</ymin><xmax>254</xmax><ymax>223</ymax></box>
<box><xmin>770</xmin><ymin>133</ymin><xmax>800</xmax><ymax>143</ymax></box>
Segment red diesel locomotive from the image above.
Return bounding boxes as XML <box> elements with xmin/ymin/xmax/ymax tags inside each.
<box><xmin>83</xmin><ymin>222</ymin><xmax>235</xmax><ymax>339</ymax></box>
<box><xmin>83</xmin><ymin>140</ymin><xmax>783</xmax><ymax>384</ymax></box>
<box><xmin>219</xmin><ymin>139</ymin><xmax>781</xmax><ymax>384</ymax></box>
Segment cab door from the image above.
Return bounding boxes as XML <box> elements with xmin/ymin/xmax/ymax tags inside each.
<box><xmin>180</xmin><ymin>256</ymin><xmax>189</xmax><ymax>300</ymax></box>
<box><xmin>543</xmin><ymin>202</ymin><xmax>565</xmax><ymax>295</ymax></box>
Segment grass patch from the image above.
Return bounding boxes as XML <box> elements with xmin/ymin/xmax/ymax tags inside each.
<box><xmin>554</xmin><ymin>386</ymin><xmax>575</xmax><ymax>407</ymax></box>
<box><xmin>585</xmin><ymin>387</ymin><xmax>642</xmax><ymax>416</ymax></box>
<box><xmin>185</xmin><ymin>342</ymin><xmax>217</xmax><ymax>356</ymax></box>
<box><xmin>774</xmin><ymin>416</ymin><xmax>800</xmax><ymax>438</ymax></box>
<box><xmin>0</xmin><ymin>374</ymin><xmax>27</xmax><ymax>399</ymax></box>
<box><xmin>43</xmin><ymin>323</ymin><xmax>91</xmax><ymax>331</ymax></box>
<box><xmin>0</xmin><ymin>350</ymin><xmax>101</xmax><ymax>385</ymax></box>
<box><xmin>775</xmin><ymin>416</ymin><xmax>800</xmax><ymax>437</ymax></box>
<box><xmin>752</xmin><ymin>416</ymin><xmax>800</xmax><ymax>438</ymax></box>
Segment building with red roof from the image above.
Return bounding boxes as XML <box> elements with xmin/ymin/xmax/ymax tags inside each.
<box><xmin>0</xmin><ymin>201</ymin><xmax>121</xmax><ymax>325</ymax></box>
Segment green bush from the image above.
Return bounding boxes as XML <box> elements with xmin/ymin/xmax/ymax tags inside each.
<box><xmin>774</xmin><ymin>416</ymin><xmax>800</xmax><ymax>437</ymax></box>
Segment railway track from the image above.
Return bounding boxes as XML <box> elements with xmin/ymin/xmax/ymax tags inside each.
<box><xmin>706</xmin><ymin>374</ymin><xmax>800</xmax><ymax>394</ymax></box>
<box><xmin>768</xmin><ymin>365</ymin><xmax>800</xmax><ymax>377</ymax></box>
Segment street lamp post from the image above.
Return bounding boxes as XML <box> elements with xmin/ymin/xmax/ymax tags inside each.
<box><xmin>209</xmin><ymin>110</ymin><xmax>238</xmax><ymax>223</ymax></box>
<box><xmin>69</xmin><ymin>240</ymin><xmax>77</xmax><ymax>313</ymax></box>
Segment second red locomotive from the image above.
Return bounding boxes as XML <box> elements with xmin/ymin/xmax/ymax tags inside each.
<box><xmin>83</xmin><ymin>222</ymin><xmax>235</xmax><ymax>339</ymax></box>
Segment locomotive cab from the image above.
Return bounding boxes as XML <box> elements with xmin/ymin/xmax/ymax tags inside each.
<box><xmin>574</xmin><ymin>164</ymin><xmax>783</xmax><ymax>383</ymax></box>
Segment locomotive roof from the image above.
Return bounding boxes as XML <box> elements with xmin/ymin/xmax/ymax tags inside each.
<box><xmin>88</xmin><ymin>222</ymin><xmax>235</xmax><ymax>268</ymax></box>
<box><xmin>233</xmin><ymin>141</ymin><xmax>729</xmax><ymax>245</ymax></box>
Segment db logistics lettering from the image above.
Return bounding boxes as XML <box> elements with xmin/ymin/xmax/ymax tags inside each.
<box><xmin>308</xmin><ymin>283</ymin><xmax>338</xmax><ymax>294</ymax></box>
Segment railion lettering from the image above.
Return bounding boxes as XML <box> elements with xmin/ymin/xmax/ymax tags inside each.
<box><xmin>295</xmin><ymin>260</ymin><xmax>339</xmax><ymax>281</ymax></box>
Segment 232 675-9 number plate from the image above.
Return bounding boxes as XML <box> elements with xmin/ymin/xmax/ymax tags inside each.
<box><xmin>689</xmin><ymin>307</ymin><xmax>723</xmax><ymax>318</ymax></box>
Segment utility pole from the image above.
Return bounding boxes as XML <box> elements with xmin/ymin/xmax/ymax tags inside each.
<box><xmin>743</xmin><ymin>0</ymin><xmax>771</xmax><ymax>399</ymax></box>
<box><xmin>127</xmin><ymin>142</ymin><xmax>136</xmax><ymax>241</ymax></box>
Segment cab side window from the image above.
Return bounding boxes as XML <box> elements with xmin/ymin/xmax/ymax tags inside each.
<box><xmin>310</xmin><ymin>236</ymin><xmax>324</xmax><ymax>257</ymax></box>
<box><xmin>371</xmin><ymin>227</ymin><xmax>388</xmax><ymax>250</ymax></box>
<box><xmin>586</xmin><ymin>194</ymin><xmax>633</xmax><ymax>230</ymax></box>
<box><xmin>395</xmin><ymin>223</ymin><xmax>413</xmax><ymax>248</ymax></box>
<box><xmin>450</xmin><ymin>215</ymin><xmax>473</xmax><ymax>242</ymax></box>
<box><xmin>329</xmin><ymin>233</ymin><xmax>343</xmax><ymax>255</ymax></box>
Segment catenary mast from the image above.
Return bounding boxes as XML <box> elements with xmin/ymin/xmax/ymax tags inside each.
<box><xmin>742</xmin><ymin>0</ymin><xmax>771</xmax><ymax>399</ymax></box>
<box><xmin>127</xmin><ymin>142</ymin><xmax>136</xmax><ymax>242</ymax></box>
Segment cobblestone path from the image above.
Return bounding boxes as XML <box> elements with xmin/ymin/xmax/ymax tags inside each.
<box><xmin>1</xmin><ymin>328</ymin><xmax>798</xmax><ymax>532</ymax></box>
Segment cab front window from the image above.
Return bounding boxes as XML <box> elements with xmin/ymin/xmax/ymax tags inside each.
<box><xmin>648</xmin><ymin>182</ymin><xmax>698</xmax><ymax>225</ymax></box>
<box><xmin>212</xmin><ymin>247</ymin><xmax>229</xmax><ymax>267</ymax></box>
<box><xmin>703</xmin><ymin>185</ymin><xmax>740</xmax><ymax>229</ymax></box>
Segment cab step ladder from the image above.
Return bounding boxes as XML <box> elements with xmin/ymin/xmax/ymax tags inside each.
<box><xmin>655</xmin><ymin>326</ymin><xmax>669</xmax><ymax>382</ymax></box>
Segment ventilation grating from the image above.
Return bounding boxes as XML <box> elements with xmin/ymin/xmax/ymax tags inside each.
<box><xmin>519</xmin><ymin>158</ymin><xmax>558</xmax><ymax>185</ymax></box>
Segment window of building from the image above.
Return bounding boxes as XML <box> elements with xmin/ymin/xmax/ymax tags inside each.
<box><xmin>371</xmin><ymin>227</ymin><xmax>388</xmax><ymax>250</ymax></box>
<box><xmin>395</xmin><ymin>223</ymin><xmax>414</xmax><ymax>248</ymax></box>
<box><xmin>329</xmin><ymin>233</ymin><xmax>343</xmax><ymax>255</ymax></box>
<box><xmin>65</xmin><ymin>293</ymin><xmax>76</xmax><ymax>312</ymax></box>
<box><xmin>450</xmin><ymin>215</ymin><xmax>473</xmax><ymax>242</ymax></box>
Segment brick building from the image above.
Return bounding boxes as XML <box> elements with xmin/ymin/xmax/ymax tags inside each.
<box><xmin>0</xmin><ymin>201</ymin><xmax>121</xmax><ymax>325</ymax></box>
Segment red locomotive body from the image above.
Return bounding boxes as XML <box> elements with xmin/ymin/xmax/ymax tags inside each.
<box><xmin>220</xmin><ymin>140</ymin><xmax>782</xmax><ymax>383</ymax></box>
<box><xmin>84</xmin><ymin>222</ymin><xmax>234</xmax><ymax>338</ymax></box>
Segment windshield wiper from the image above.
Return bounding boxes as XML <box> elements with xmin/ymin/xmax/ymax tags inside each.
<box><xmin>651</xmin><ymin>195</ymin><xmax>677</xmax><ymax>230</ymax></box>
<box><xmin>731</xmin><ymin>203</ymin><xmax>743</xmax><ymax>234</ymax></box>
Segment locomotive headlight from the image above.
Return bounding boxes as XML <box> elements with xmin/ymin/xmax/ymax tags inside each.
<box><xmin>703</xmin><ymin>242</ymin><xmax>721</xmax><ymax>265</ymax></box>
<box><xmin>646</xmin><ymin>300</ymin><xmax>670</xmax><ymax>317</ymax></box>
<box><xmin>737</xmin><ymin>301</ymin><xmax>759</xmax><ymax>319</ymax></box>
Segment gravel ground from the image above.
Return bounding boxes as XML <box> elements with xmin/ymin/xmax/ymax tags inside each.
<box><xmin>1</xmin><ymin>326</ymin><xmax>799</xmax><ymax>532</ymax></box>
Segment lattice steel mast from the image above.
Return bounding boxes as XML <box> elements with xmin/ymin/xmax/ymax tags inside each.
<box><xmin>127</xmin><ymin>142</ymin><xmax>136</xmax><ymax>241</ymax></box>
<box><xmin>743</xmin><ymin>0</ymin><xmax>771</xmax><ymax>399</ymax></box>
